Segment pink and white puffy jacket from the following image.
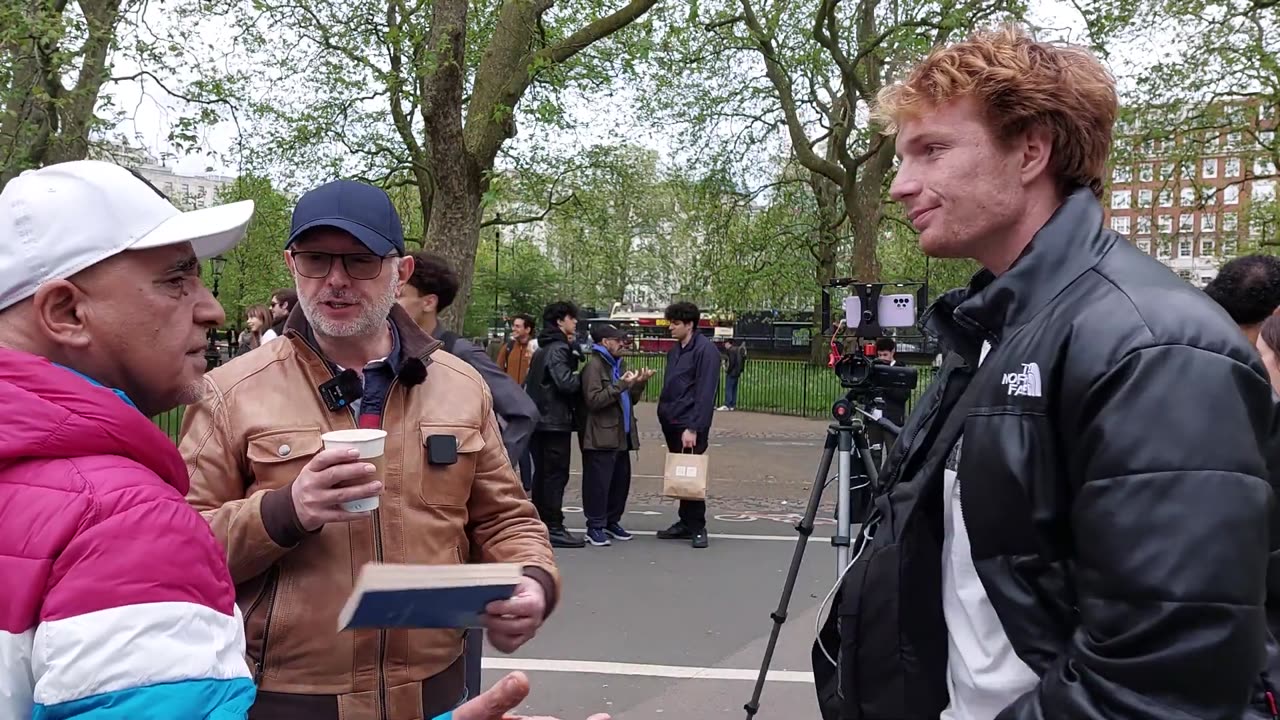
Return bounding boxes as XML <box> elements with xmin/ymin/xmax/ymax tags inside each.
<box><xmin>0</xmin><ymin>348</ymin><xmax>255</xmax><ymax>719</ymax></box>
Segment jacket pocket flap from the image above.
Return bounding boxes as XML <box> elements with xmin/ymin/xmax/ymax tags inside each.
<box><xmin>247</xmin><ymin>429</ymin><xmax>324</xmax><ymax>464</ymax></box>
<box><xmin>419</xmin><ymin>424</ymin><xmax>485</xmax><ymax>454</ymax></box>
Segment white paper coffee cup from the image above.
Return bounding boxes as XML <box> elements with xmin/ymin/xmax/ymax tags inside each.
<box><xmin>321</xmin><ymin>429</ymin><xmax>388</xmax><ymax>513</ymax></box>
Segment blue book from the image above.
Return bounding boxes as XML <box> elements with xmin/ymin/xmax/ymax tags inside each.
<box><xmin>337</xmin><ymin>562</ymin><xmax>522</xmax><ymax>631</ymax></box>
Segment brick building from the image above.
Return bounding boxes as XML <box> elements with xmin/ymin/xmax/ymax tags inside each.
<box><xmin>1104</xmin><ymin>119</ymin><xmax>1277</xmax><ymax>287</ymax></box>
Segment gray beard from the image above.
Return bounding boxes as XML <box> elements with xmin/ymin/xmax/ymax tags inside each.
<box><xmin>301</xmin><ymin>272</ymin><xmax>399</xmax><ymax>339</ymax></box>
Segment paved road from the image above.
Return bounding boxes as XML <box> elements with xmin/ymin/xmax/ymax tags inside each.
<box><xmin>482</xmin><ymin>405</ymin><xmax>855</xmax><ymax>719</ymax></box>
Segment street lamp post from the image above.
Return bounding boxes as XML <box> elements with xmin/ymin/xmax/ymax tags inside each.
<box><xmin>493</xmin><ymin>217</ymin><xmax>501</xmax><ymax>337</ymax></box>
<box><xmin>204</xmin><ymin>255</ymin><xmax>227</xmax><ymax>370</ymax></box>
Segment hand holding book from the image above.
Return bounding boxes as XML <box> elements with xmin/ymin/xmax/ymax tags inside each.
<box><xmin>482</xmin><ymin>576</ymin><xmax>548</xmax><ymax>653</ymax></box>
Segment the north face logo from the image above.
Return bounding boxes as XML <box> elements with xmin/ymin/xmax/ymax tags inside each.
<box><xmin>1001</xmin><ymin>362</ymin><xmax>1042</xmax><ymax>397</ymax></box>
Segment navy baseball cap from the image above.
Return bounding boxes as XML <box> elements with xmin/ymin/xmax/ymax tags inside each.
<box><xmin>287</xmin><ymin>180</ymin><xmax>405</xmax><ymax>257</ymax></box>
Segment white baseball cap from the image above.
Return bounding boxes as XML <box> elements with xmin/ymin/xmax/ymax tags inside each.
<box><xmin>0</xmin><ymin>160</ymin><xmax>255</xmax><ymax>311</ymax></box>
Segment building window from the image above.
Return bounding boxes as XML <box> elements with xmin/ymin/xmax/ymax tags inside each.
<box><xmin>1179</xmin><ymin>213</ymin><xmax>1194</xmax><ymax>232</ymax></box>
<box><xmin>1179</xmin><ymin>238</ymin><xmax>1193</xmax><ymax>258</ymax></box>
<box><xmin>1160</xmin><ymin>163</ymin><xmax>1174</xmax><ymax>181</ymax></box>
<box><xmin>1141</xmin><ymin>140</ymin><xmax>1155</xmax><ymax>155</ymax></box>
<box><xmin>1201</xmin><ymin>238</ymin><xmax>1216</xmax><ymax>255</ymax></box>
<box><xmin>1226</xmin><ymin>157</ymin><xmax>1242</xmax><ymax>177</ymax></box>
<box><xmin>1182</xmin><ymin>161</ymin><xmax>1196</xmax><ymax>179</ymax></box>
<box><xmin>1255</xmin><ymin>180</ymin><xmax>1276</xmax><ymax>202</ymax></box>
<box><xmin>1180</xmin><ymin>187</ymin><xmax>1196</xmax><ymax>206</ymax></box>
<box><xmin>1202</xmin><ymin>213</ymin><xmax>1217</xmax><ymax>232</ymax></box>
<box><xmin>1111</xmin><ymin>190</ymin><xmax>1131</xmax><ymax>209</ymax></box>
<box><xmin>1224</xmin><ymin>212</ymin><xmax>1238</xmax><ymax>232</ymax></box>
<box><xmin>1224</xmin><ymin>239</ymin><xmax>1238</xmax><ymax>256</ymax></box>
<box><xmin>1203</xmin><ymin>158</ymin><xmax>1218</xmax><ymax>178</ymax></box>
<box><xmin>1228</xmin><ymin>132</ymin><xmax>1242</xmax><ymax>150</ymax></box>
<box><xmin>1113</xmin><ymin>165</ymin><xmax>1132</xmax><ymax>183</ymax></box>
<box><xmin>181</xmin><ymin>183</ymin><xmax>190</xmax><ymax>194</ymax></box>
<box><xmin>1225</xmin><ymin>185</ymin><xmax>1240</xmax><ymax>204</ymax></box>
<box><xmin>1202</xmin><ymin>186</ymin><xmax>1217</xmax><ymax>205</ymax></box>
<box><xmin>1137</xmin><ymin>239</ymin><xmax>1152</xmax><ymax>254</ymax></box>
<box><xmin>1111</xmin><ymin>216</ymin><xmax>1131</xmax><ymax>235</ymax></box>
<box><xmin>1159</xmin><ymin>188</ymin><xmax>1173</xmax><ymax>207</ymax></box>
<box><xmin>1158</xmin><ymin>214</ymin><xmax>1174</xmax><ymax>233</ymax></box>
<box><xmin>1257</xmin><ymin>158</ymin><xmax>1278</xmax><ymax>177</ymax></box>
<box><xmin>1262</xmin><ymin>130</ymin><xmax>1276</xmax><ymax>147</ymax></box>
<box><xmin>163</xmin><ymin>182</ymin><xmax>174</xmax><ymax>194</ymax></box>
<box><xmin>1252</xmin><ymin>216</ymin><xmax>1266</xmax><ymax>238</ymax></box>
<box><xmin>1158</xmin><ymin>240</ymin><xmax>1172</xmax><ymax>259</ymax></box>
<box><xmin>1138</xmin><ymin>189</ymin><xmax>1153</xmax><ymax>208</ymax></box>
<box><xmin>1137</xmin><ymin>215</ymin><xmax>1152</xmax><ymax>235</ymax></box>
<box><xmin>1139</xmin><ymin>164</ymin><xmax>1154</xmax><ymax>182</ymax></box>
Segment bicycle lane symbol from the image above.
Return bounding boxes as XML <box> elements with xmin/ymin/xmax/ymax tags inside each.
<box><xmin>713</xmin><ymin>511</ymin><xmax>836</xmax><ymax>526</ymax></box>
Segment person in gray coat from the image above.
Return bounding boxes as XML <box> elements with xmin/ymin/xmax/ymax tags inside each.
<box><xmin>397</xmin><ymin>251</ymin><xmax>539</xmax><ymax>465</ymax></box>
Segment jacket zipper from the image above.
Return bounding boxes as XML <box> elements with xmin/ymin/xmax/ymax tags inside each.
<box><xmin>372</xmin><ymin>377</ymin><xmax>398</xmax><ymax>720</ymax></box>
<box><xmin>293</xmin><ymin>331</ymin><xmax>422</xmax><ymax>720</ymax></box>
<box><xmin>250</xmin><ymin>568</ymin><xmax>280</xmax><ymax>684</ymax></box>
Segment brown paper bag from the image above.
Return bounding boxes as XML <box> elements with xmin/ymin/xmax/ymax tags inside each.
<box><xmin>663</xmin><ymin>451</ymin><xmax>709</xmax><ymax>500</ymax></box>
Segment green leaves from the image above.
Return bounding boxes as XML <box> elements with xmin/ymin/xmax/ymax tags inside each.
<box><xmin>211</xmin><ymin>175</ymin><xmax>295</xmax><ymax>325</ymax></box>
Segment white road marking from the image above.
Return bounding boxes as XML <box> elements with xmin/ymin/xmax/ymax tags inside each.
<box><xmin>482</xmin><ymin>657</ymin><xmax>813</xmax><ymax>684</ymax></box>
<box><xmin>564</xmin><ymin>529</ymin><xmax>826</xmax><ymax>542</ymax></box>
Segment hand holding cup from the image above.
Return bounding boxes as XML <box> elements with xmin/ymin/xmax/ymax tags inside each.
<box><xmin>291</xmin><ymin>429</ymin><xmax>388</xmax><ymax>531</ymax></box>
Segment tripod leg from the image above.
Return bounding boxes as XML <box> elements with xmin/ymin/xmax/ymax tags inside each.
<box><xmin>835</xmin><ymin>426</ymin><xmax>853</xmax><ymax>574</ymax></box>
<box><xmin>852</xmin><ymin>426</ymin><xmax>879</xmax><ymax>522</ymax></box>
<box><xmin>743</xmin><ymin>428</ymin><xmax>837</xmax><ymax>720</ymax></box>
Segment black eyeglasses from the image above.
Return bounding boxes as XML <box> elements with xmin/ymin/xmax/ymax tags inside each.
<box><xmin>290</xmin><ymin>251</ymin><xmax>388</xmax><ymax>280</ymax></box>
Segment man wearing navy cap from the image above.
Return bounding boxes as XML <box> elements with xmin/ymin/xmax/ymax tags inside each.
<box><xmin>179</xmin><ymin>179</ymin><xmax>559</xmax><ymax>720</ymax></box>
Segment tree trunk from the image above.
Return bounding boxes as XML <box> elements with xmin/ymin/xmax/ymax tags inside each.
<box><xmin>427</xmin><ymin>163</ymin><xmax>484</xmax><ymax>333</ymax></box>
<box><xmin>845</xmin><ymin>135</ymin><xmax>896</xmax><ymax>281</ymax></box>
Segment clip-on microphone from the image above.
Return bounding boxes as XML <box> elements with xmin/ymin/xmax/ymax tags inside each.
<box><xmin>319</xmin><ymin>369</ymin><xmax>363</xmax><ymax>412</ymax></box>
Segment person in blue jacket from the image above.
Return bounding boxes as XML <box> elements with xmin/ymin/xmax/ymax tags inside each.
<box><xmin>655</xmin><ymin>301</ymin><xmax>721</xmax><ymax>549</ymax></box>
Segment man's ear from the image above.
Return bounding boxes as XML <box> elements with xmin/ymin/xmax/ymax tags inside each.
<box><xmin>1019</xmin><ymin>124</ymin><xmax>1054</xmax><ymax>185</ymax></box>
<box><xmin>30</xmin><ymin>280</ymin><xmax>92</xmax><ymax>349</ymax></box>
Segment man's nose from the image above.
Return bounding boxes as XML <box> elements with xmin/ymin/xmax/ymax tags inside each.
<box><xmin>194</xmin><ymin>285</ymin><xmax>226</xmax><ymax>328</ymax></box>
<box><xmin>324</xmin><ymin>261</ymin><xmax>352</xmax><ymax>288</ymax></box>
<box><xmin>889</xmin><ymin>162</ymin><xmax>919</xmax><ymax>203</ymax></box>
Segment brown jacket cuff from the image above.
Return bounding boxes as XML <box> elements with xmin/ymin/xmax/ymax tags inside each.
<box><xmin>522</xmin><ymin>566</ymin><xmax>558</xmax><ymax>618</ymax></box>
<box><xmin>261</xmin><ymin>483</ymin><xmax>313</xmax><ymax>548</ymax></box>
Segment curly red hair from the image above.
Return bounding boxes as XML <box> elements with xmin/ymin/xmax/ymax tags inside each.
<box><xmin>873</xmin><ymin>24</ymin><xmax>1118</xmax><ymax>199</ymax></box>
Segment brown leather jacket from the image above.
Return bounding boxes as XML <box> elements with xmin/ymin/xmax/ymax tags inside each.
<box><xmin>179</xmin><ymin>306</ymin><xmax>558</xmax><ymax>720</ymax></box>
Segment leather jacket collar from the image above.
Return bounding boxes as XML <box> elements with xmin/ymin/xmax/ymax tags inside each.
<box><xmin>281</xmin><ymin>303</ymin><xmax>441</xmax><ymax>387</ymax></box>
<box><xmin>923</xmin><ymin>187</ymin><xmax>1116</xmax><ymax>364</ymax></box>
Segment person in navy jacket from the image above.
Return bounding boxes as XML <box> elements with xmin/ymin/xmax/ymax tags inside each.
<box><xmin>655</xmin><ymin>301</ymin><xmax>721</xmax><ymax>549</ymax></box>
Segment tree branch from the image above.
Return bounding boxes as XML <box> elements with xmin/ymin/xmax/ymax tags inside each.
<box><xmin>737</xmin><ymin>0</ymin><xmax>846</xmax><ymax>186</ymax></box>
<box><xmin>537</xmin><ymin>0</ymin><xmax>659</xmax><ymax>67</ymax></box>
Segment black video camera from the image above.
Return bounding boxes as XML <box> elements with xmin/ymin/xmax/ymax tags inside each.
<box><xmin>832</xmin><ymin>350</ymin><xmax>918</xmax><ymax>393</ymax></box>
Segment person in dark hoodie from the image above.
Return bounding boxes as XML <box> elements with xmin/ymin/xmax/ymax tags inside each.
<box><xmin>655</xmin><ymin>301</ymin><xmax>721</xmax><ymax>549</ymax></box>
<box><xmin>524</xmin><ymin>301</ymin><xmax>585</xmax><ymax>548</ymax></box>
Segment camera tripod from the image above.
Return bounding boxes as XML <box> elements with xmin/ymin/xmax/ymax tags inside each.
<box><xmin>743</xmin><ymin>389</ymin><xmax>902</xmax><ymax>720</ymax></box>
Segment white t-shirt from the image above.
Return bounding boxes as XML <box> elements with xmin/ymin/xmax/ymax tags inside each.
<box><xmin>940</xmin><ymin>340</ymin><xmax>1038</xmax><ymax>720</ymax></box>
<box><xmin>260</xmin><ymin>328</ymin><xmax>279</xmax><ymax>343</ymax></box>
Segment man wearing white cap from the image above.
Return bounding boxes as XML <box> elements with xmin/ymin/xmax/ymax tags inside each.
<box><xmin>0</xmin><ymin>160</ymin><xmax>258</xmax><ymax>718</ymax></box>
<box><xmin>0</xmin><ymin>162</ymin><xmax>604</xmax><ymax>720</ymax></box>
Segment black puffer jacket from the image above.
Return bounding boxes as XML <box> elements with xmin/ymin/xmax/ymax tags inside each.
<box><xmin>826</xmin><ymin>188</ymin><xmax>1280</xmax><ymax>720</ymax></box>
<box><xmin>524</xmin><ymin>328</ymin><xmax>582</xmax><ymax>433</ymax></box>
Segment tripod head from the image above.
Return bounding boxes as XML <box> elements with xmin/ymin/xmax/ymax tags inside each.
<box><xmin>831</xmin><ymin>389</ymin><xmax>886</xmax><ymax>426</ymax></box>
